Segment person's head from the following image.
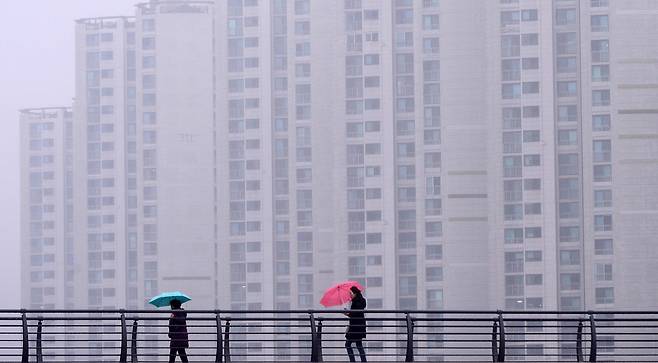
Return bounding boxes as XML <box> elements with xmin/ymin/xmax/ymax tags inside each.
<box><xmin>350</xmin><ymin>286</ymin><xmax>361</xmax><ymax>299</ymax></box>
<box><xmin>170</xmin><ymin>299</ymin><xmax>182</xmax><ymax>309</ymax></box>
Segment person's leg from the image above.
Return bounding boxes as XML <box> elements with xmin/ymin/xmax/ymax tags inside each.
<box><xmin>355</xmin><ymin>340</ymin><xmax>367</xmax><ymax>362</ymax></box>
<box><xmin>345</xmin><ymin>340</ymin><xmax>356</xmax><ymax>362</ymax></box>
<box><xmin>169</xmin><ymin>347</ymin><xmax>177</xmax><ymax>362</ymax></box>
<box><xmin>179</xmin><ymin>348</ymin><xmax>189</xmax><ymax>362</ymax></box>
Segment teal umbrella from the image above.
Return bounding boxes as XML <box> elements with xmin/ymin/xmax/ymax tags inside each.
<box><xmin>148</xmin><ymin>291</ymin><xmax>191</xmax><ymax>308</ymax></box>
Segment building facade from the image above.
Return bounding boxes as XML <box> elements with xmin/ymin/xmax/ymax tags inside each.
<box><xmin>20</xmin><ymin>2</ymin><xmax>658</xmax><ymax>358</ymax></box>
<box><xmin>20</xmin><ymin>107</ymin><xmax>75</xmax><ymax>310</ymax></box>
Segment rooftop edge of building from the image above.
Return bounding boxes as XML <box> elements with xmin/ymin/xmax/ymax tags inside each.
<box><xmin>19</xmin><ymin>107</ymin><xmax>73</xmax><ymax>117</ymax></box>
<box><xmin>75</xmin><ymin>16</ymin><xmax>135</xmax><ymax>24</ymax></box>
<box><xmin>135</xmin><ymin>0</ymin><xmax>215</xmax><ymax>8</ymax></box>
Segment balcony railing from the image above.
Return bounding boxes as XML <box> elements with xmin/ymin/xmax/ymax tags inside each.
<box><xmin>1</xmin><ymin>309</ymin><xmax>658</xmax><ymax>362</ymax></box>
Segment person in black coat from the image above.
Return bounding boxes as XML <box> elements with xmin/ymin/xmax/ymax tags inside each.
<box><xmin>168</xmin><ymin>299</ymin><xmax>189</xmax><ymax>362</ymax></box>
<box><xmin>344</xmin><ymin>286</ymin><xmax>367</xmax><ymax>362</ymax></box>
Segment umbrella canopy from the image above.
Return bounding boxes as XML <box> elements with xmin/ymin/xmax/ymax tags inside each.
<box><xmin>148</xmin><ymin>291</ymin><xmax>191</xmax><ymax>308</ymax></box>
<box><xmin>320</xmin><ymin>281</ymin><xmax>365</xmax><ymax>307</ymax></box>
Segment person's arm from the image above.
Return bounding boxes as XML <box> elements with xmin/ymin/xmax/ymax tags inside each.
<box><xmin>168</xmin><ymin>314</ymin><xmax>174</xmax><ymax>338</ymax></box>
<box><xmin>344</xmin><ymin>302</ymin><xmax>353</xmax><ymax>316</ymax></box>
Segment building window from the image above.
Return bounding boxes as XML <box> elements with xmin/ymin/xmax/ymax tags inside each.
<box><xmin>504</xmin><ymin>228</ymin><xmax>523</xmax><ymax>244</ymax></box>
<box><xmin>556</xmin><ymin>8</ymin><xmax>577</xmax><ymax>25</ymax></box>
<box><xmin>559</xmin><ymin>202</ymin><xmax>579</xmax><ymax>219</ymax></box>
<box><xmin>559</xmin><ymin>178</ymin><xmax>579</xmax><ymax>200</ymax></box>
<box><xmin>501</xmin><ymin>11</ymin><xmax>520</xmax><ymax>26</ymax></box>
<box><xmin>591</xmin><ymin>15</ymin><xmax>609</xmax><ymax>32</ymax></box>
<box><xmin>592</xmin><ymin>65</ymin><xmax>610</xmax><ymax>82</ymax></box>
<box><xmin>592</xmin><ymin>114</ymin><xmax>611</xmax><ymax>131</ymax></box>
<box><xmin>525</xmin><ymin>250</ymin><xmax>542</xmax><ymax>262</ymax></box>
<box><xmin>592</xmin><ymin>90</ymin><xmax>611</xmax><ymax>106</ymax></box>
<box><xmin>524</xmin><ymin>154</ymin><xmax>541</xmax><ymax>167</ymax></box>
<box><xmin>524</xmin><ymin>202</ymin><xmax>541</xmax><ymax>215</ymax></box>
<box><xmin>502</xmin><ymin>83</ymin><xmax>521</xmax><ymax>99</ymax></box>
<box><xmin>556</xmin><ymin>32</ymin><xmax>577</xmax><ymax>55</ymax></box>
<box><xmin>525</xmin><ymin>274</ymin><xmax>543</xmax><ymax>286</ymax></box>
<box><xmin>502</xmin><ymin>59</ymin><xmax>520</xmax><ymax>81</ymax></box>
<box><xmin>557</xmin><ymin>57</ymin><xmax>577</xmax><ymax>74</ymax></box>
<box><xmin>593</xmin><ymin>164</ymin><xmax>612</xmax><ymax>182</ymax></box>
<box><xmin>348</xmin><ymin>256</ymin><xmax>366</xmax><ymax>275</ymax></box>
<box><xmin>426</xmin><ymin>267</ymin><xmax>443</xmax><ymax>282</ymax></box>
<box><xmin>558</xmin><ymin>105</ymin><xmax>578</xmax><ymax>122</ymax></box>
<box><xmin>594</xmin><ymin>215</ymin><xmax>612</xmax><ymax>232</ymax></box>
<box><xmin>594</xmin><ymin>189</ymin><xmax>612</xmax><ymax>208</ymax></box>
<box><xmin>521</xmin><ymin>33</ymin><xmax>538</xmax><ymax>46</ymax></box>
<box><xmin>396</xmin><ymin>9</ymin><xmax>413</xmax><ymax>24</ymax></box>
<box><xmin>595</xmin><ymin>287</ymin><xmax>614</xmax><ymax>304</ymax></box>
<box><xmin>595</xmin><ymin>263</ymin><xmax>613</xmax><ymax>281</ymax></box>
<box><xmin>425</xmin><ymin>221</ymin><xmax>442</xmax><ymax>238</ymax></box>
<box><xmin>522</xmin><ymin>81</ymin><xmax>539</xmax><ymax>94</ymax></box>
<box><xmin>501</xmin><ymin>35</ymin><xmax>520</xmax><ymax>57</ymax></box>
<box><xmin>504</xmin><ymin>204</ymin><xmax>523</xmax><ymax>221</ymax></box>
<box><xmin>558</xmin><ymin>154</ymin><xmax>579</xmax><ymax>176</ymax></box>
<box><xmin>525</xmin><ymin>227</ymin><xmax>541</xmax><ymax>238</ymax></box>
<box><xmin>559</xmin><ymin>250</ymin><xmax>580</xmax><ymax>265</ymax></box>
<box><xmin>523</xmin><ymin>130</ymin><xmax>540</xmax><ymax>143</ymax></box>
<box><xmin>521</xmin><ymin>9</ymin><xmax>538</xmax><ymax>21</ymax></box>
<box><xmin>595</xmin><ymin>239</ymin><xmax>613</xmax><ymax>255</ymax></box>
<box><xmin>425</xmin><ymin>245</ymin><xmax>441</xmax><ymax>260</ymax></box>
<box><xmin>557</xmin><ymin>81</ymin><xmax>578</xmax><ymax>97</ymax></box>
<box><xmin>592</xmin><ymin>40</ymin><xmax>609</xmax><ymax>62</ymax></box>
<box><xmin>422</xmin><ymin>14</ymin><xmax>439</xmax><ymax>30</ymax></box>
<box><xmin>505</xmin><ymin>275</ymin><xmax>524</xmax><ymax>296</ymax></box>
<box><xmin>560</xmin><ymin>273</ymin><xmax>580</xmax><ymax>290</ymax></box>
<box><xmin>560</xmin><ymin>226</ymin><xmax>580</xmax><ymax>242</ymax></box>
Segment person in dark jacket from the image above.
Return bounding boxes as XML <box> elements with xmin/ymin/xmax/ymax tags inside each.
<box><xmin>344</xmin><ymin>286</ymin><xmax>367</xmax><ymax>362</ymax></box>
<box><xmin>168</xmin><ymin>299</ymin><xmax>189</xmax><ymax>362</ymax></box>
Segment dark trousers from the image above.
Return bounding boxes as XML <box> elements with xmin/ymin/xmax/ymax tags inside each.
<box><xmin>169</xmin><ymin>347</ymin><xmax>188</xmax><ymax>362</ymax></box>
<box><xmin>345</xmin><ymin>339</ymin><xmax>366</xmax><ymax>362</ymax></box>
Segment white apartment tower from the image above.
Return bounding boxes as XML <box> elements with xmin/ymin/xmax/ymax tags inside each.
<box><xmin>69</xmin><ymin>2</ymin><xmax>217</xmax><ymax>317</ymax></box>
<box><xmin>20</xmin><ymin>107</ymin><xmax>75</xmax><ymax>310</ymax></box>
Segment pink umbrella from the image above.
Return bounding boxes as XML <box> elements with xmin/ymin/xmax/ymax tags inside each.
<box><xmin>320</xmin><ymin>281</ymin><xmax>365</xmax><ymax>307</ymax></box>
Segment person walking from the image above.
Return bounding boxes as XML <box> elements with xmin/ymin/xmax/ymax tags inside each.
<box><xmin>168</xmin><ymin>299</ymin><xmax>189</xmax><ymax>362</ymax></box>
<box><xmin>344</xmin><ymin>286</ymin><xmax>367</xmax><ymax>362</ymax></box>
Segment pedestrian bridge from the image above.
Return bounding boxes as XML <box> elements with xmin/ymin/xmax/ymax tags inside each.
<box><xmin>1</xmin><ymin>309</ymin><xmax>657</xmax><ymax>362</ymax></box>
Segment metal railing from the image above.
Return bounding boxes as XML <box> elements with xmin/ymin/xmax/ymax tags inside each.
<box><xmin>1</xmin><ymin>309</ymin><xmax>657</xmax><ymax>362</ymax></box>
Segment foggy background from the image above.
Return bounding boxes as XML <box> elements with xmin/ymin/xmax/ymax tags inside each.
<box><xmin>0</xmin><ymin>1</ymin><xmax>135</xmax><ymax>309</ymax></box>
<box><xmin>5</xmin><ymin>0</ymin><xmax>658</xmax><ymax>314</ymax></box>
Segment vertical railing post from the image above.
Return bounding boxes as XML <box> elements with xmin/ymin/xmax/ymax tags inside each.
<box><xmin>309</xmin><ymin>312</ymin><xmax>318</xmax><ymax>362</ymax></box>
<box><xmin>491</xmin><ymin>320</ymin><xmax>499</xmax><ymax>362</ymax></box>
<box><xmin>317</xmin><ymin>318</ymin><xmax>324</xmax><ymax>362</ymax></box>
<box><xmin>120</xmin><ymin>311</ymin><xmax>127</xmax><ymax>363</ymax></box>
<box><xmin>223</xmin><ymin>319</ymin><xmax>231</xmax><ymax>362</ymax></box>
<box><xmin>588</xmin><ymin>313</ymin><xmax>597</xmax><ymax>362</ymax></box>
<box><xmin>21</xmin><ymin>310</ymin><xmax>28</xmax><ymax>363</ymax></box>
<box><xmin>497</xmin><ymin>311</ymin><xmax>506</xmax><ymax>362</ymax></box>
<box><xmin>36</xmin><ymin>319</ymin><xmax>43</xmax><ymax>363</ymax></box>
<box><xmin>576</xmin><ymin>319</ymin><xmax>584</xmax><ymax>362</ymax></box>
<box><xmin>131</xmin><ymin>320</ymin><xmax>138</xmax><ymax>363</ymax></box>
<box><xmin>215</xmin><ymin>313</ymin><xmax>223</xmax><ymax>362</ymax></box>
<box><xmin>405</xmin><ymin>313</ymin><xmax>414</xmax><ymax>362</ymax></box>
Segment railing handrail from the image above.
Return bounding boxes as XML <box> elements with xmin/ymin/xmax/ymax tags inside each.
<box><xmin>3</xmin><ymin>309</ymin><xmax>657</xmax><ymax>314</ymax></box>
<box><xmin>3</xmin><ymin>309</ymin><xmax>657</xmax><ymax>362</ymax></box>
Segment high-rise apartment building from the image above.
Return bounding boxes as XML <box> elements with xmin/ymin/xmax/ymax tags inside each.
<box><xmin>69</xmin><ymin>2</ymin><xmax>217</xmax><ymax>317</ymax></box>
<box><xmin>20</xmin><ymin>107</ymin><xmax>75</xmax><ymax>310</ymax></box>
<box><xmin>490</xmin><ymin>0</ymin><xmax>658</xmax><ymax>315</ymax></box>
<box><xmin>215</xmin><ymin>0</ymin><xmax>496</xmax><ymax>320</ymax></box>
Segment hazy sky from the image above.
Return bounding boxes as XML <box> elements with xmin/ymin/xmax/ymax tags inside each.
<box><xmin>0</xmin><ymin>1</ymin><xmax>136</xmax><ymax>309</ymax></box>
